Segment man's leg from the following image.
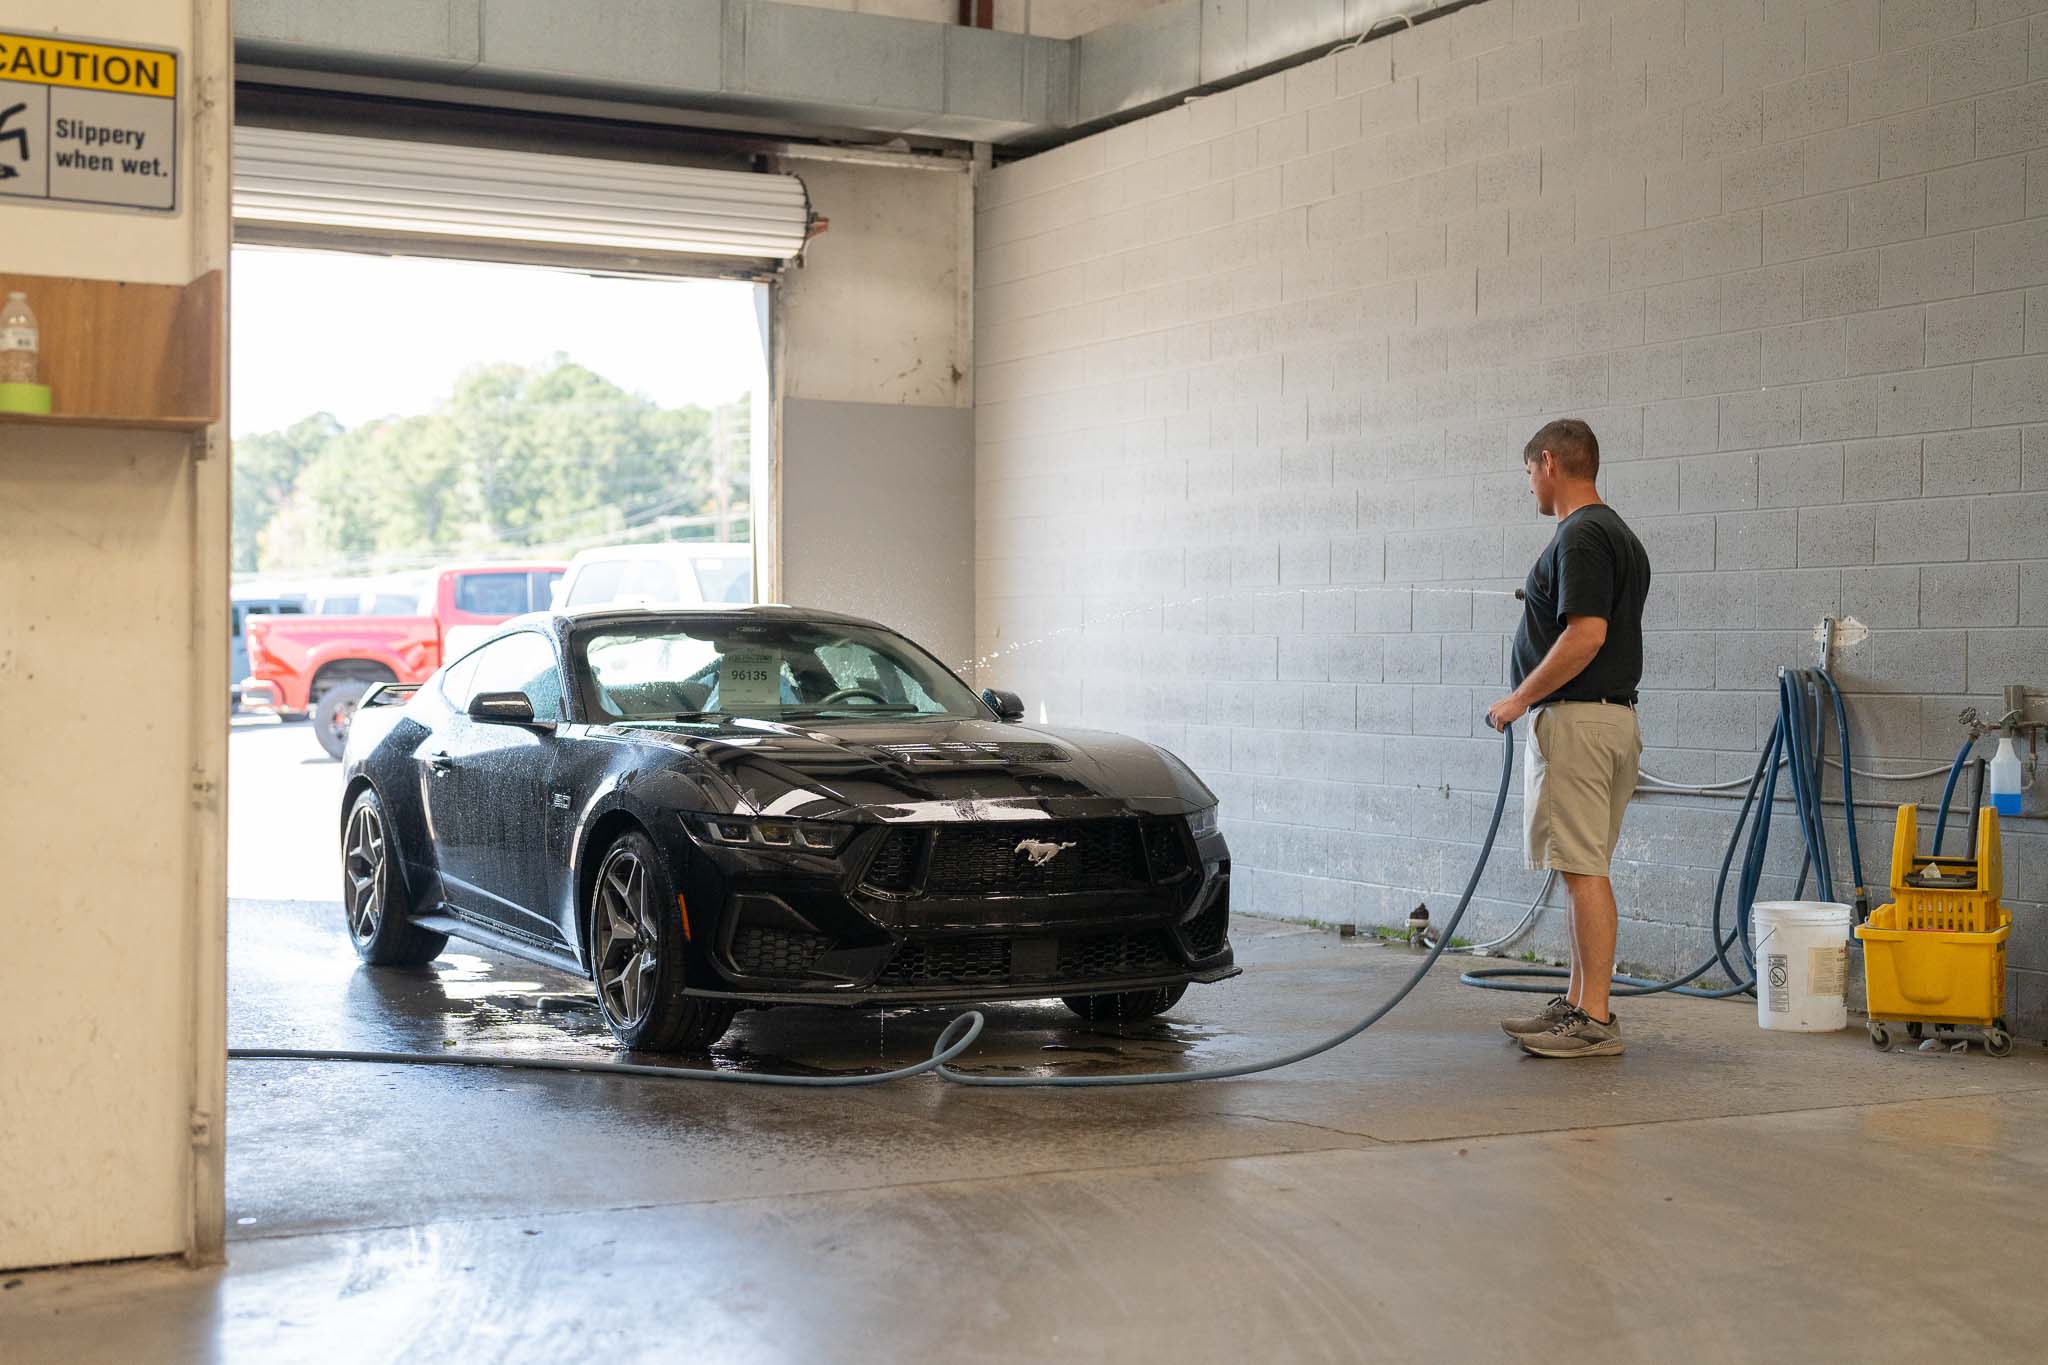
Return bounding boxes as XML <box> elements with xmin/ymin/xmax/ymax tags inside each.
<box><xmin>1560</xmin><ymin>871</ymin><xmax>1617</xmax><ymax>1022</ymax></box>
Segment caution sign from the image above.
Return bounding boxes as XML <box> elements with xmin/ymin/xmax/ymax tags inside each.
<box><xmin>0</xmin><ymin>29</ymin><xmax>178</xmax><ymax>212</ymax></box>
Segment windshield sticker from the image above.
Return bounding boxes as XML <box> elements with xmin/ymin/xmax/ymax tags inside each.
<box><xmin>719</xmin><ymin>647</ymin><xmax>782</xmax><ymax>708</ymax></box>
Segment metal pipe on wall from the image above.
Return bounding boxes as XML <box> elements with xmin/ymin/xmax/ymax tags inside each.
<box><xmin>185</xmin><ymin>0</ymin><xmax>235</xmax><ymax>1266</ymax></box>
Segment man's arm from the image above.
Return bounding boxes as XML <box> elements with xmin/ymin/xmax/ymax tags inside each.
<box><xmin>1486</xmin><ymin>614</ymin><xmax>1609</xmax><ymax>731</ymax></box>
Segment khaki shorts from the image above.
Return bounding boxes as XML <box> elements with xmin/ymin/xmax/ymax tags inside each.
<box><xmin>1524</xmin><ymin>702</ymin><xmax>1642</xmax><ymax>876</ymax></box>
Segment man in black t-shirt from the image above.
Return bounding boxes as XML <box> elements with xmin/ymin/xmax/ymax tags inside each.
<box><xmin>1484</xmin><ymin>418</ymin><xmax>1651</xmax><ymax>1059</ymax></box>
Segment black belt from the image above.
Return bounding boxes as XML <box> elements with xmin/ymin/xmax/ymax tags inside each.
<box><xmin>1535</xmin><ymin>694</ymin><xmax>1637</xmax><ymax>708</ymax></box>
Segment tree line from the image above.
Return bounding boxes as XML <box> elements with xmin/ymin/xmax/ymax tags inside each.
<box><xmin>233</xmin><ymin>357</ymin><xmax>750</xmax><ymax>575</ymax></box>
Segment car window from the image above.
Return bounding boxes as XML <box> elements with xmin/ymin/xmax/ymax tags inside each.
<box><xmin>466</xmin><ymin>632</ymin><xmax>565</xmax><ymax>722</ymax></box>
<box><xmin>621</xmin><ymin>559</ymin><xmax>682</xmax><ymax>603</ymax></box>
<box><xmin>577</xmin><ymin>619</ymin><xmax>980</xmax><ymax>724</ymax></box>
<box><xmin>564</xmin><ymin>559</ymin><xmax>625</xmax><ymax>607</ymax></box>
<box><xmin>692</xmin><ymin>557</ymin><xmax>752</xmax><ymax>604</ymax></box>
<box><xmin>531</xmin><ymin>571</ymin><xmax>563</xmax><ymax>611</ymax></box>
<box><xmin>439</xmin><ymin>650</ymin><xmax>484</xmax><ymax>708</ymax></box>
<box><xmin>455</xmin><ymin>571</ymin><xmax>530</xmax><ymax>617</ymax></box>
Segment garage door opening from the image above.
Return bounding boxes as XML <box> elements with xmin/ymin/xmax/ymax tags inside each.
<box><xmin>228</xmin><ymin>244</ymin><xmax>766</xmax><ymax>905</ymax></box>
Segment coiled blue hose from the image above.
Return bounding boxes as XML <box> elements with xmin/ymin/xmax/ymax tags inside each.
<box><xmin>1931</xmin><ymin>735</ymin><xmax>1977</xmax><ymax>855</ymax></box>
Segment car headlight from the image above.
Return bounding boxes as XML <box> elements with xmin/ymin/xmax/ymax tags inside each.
<box><xmin>692</xmin><ymin>815</ymin><xmax>854</xmax><ymax>854</ymax></box>
<box><xmin>1188</xmin><ymin>805</ymin><xmax>1220</xmax><ymax>840</ymax></box>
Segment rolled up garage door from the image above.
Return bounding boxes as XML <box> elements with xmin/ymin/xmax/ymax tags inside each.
<box><xmin>233</xmin><ymin>126</ymin><xmax>810</xmax><ymax>275</ymax></box>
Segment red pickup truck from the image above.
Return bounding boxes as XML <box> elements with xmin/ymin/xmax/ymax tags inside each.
<box><xmin>242</xmin><ymin>562</ymin><xmax>565</xmax><ymax>757</ymax></box>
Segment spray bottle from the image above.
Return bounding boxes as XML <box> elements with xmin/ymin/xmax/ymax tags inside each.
<box><xmin>1989</xmin><ymin>736</ymin><xmax>2022</xmax><ymax>817</ymax></box>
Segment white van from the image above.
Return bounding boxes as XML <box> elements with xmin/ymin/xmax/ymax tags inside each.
<box><xmin>554</xmin><ymin>543</ymin><xmax>754</xmax><ymax>611</ymax></box>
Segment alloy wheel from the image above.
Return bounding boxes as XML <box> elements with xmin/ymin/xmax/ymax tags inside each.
<box><xmin>343</xmin><ymin>802</ymin><xmax>386</xmax><ymax>942</ymax></box>
<box><xmin>594</xmin><ymin>846</ymin><xmax>661</xmax><ymax>1029</ymax></box>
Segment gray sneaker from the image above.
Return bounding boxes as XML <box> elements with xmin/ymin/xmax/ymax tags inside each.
<box><xmin>1500</xmin><ymin>996</ymin><xmax>1575</xmax><ymax>1039</ymax></box>
<box><xmin>1519</xmin><ymin>1006</ymin><xmax>1624</xmax><ymax>1058</ymax></box>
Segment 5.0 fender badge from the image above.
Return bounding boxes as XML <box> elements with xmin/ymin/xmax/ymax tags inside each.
<box><xmin>1014</xmin><ymin>838</ymin><xmax>1077</xmax><ymax>867</ymax></box>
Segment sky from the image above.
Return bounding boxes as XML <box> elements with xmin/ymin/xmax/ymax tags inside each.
<box><xmin>230</xmin><ymin>247</ymin><xmax>765</xmax><ymax>437</ymax></box>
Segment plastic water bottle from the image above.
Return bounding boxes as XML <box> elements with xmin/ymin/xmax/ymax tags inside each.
<box><xmin>0</xmin><ymin>291</ymin><xmax>37</xmax><ymax>384</ymax></box>
<box><xmin>1989</xmin><ymin>737</ymin><xmax>2022</xmax><ymax>817</ymax></box>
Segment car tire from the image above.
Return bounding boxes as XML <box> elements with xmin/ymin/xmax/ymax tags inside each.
<box><xmin>588</xmin><ymin>830</ymin><xmax>736</xmax><ymax>1052</ymax></box>
<box><xmin>1061</xmin><ymin>981</ymin><xmax>1189</xmax><ymax>1023</ymax></box>
<box><xmin>314</xmin><ymin>681</ymin><xmax>371</xmax><ymax>760</ymax></box>
<box><xmin>342</xmin><ymin>787</ymin><xmax>447</xmax><ymax>967</ymax></box>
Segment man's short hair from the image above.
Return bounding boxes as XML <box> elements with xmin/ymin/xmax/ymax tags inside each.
<box><xmin>1523</xmin><ymin>418</ymin><xmax>1599</xmax><ymax>479</ymax></box>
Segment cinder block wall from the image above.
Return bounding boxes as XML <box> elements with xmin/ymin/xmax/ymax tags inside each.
<box><xmin>973</xmin><ymin>0</ymin><xmax>2048</xmax><ymax>1035</ymax></box>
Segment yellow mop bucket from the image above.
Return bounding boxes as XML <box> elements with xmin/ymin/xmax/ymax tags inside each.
<box><xmin>1855</xmin><ymin>805</ymin><xmax>2012</xmax><ymax>1054</ymax></box>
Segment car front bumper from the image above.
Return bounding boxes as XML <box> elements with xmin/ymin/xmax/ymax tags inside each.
<box><xmin>237</xmin><ymin>677</ymin><xmax>284</xmax><ymax>712</ymax></box>
<box><xmin>672</xmin><ymin>817</ymin><xmax>1237</xmax><ymax>1007</ymax></box>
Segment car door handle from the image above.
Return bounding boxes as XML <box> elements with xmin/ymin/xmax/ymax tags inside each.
<box><xmin>423</xmin><ymin>751</ymin><xmax>454</xmax><ymax>775</ymax></box>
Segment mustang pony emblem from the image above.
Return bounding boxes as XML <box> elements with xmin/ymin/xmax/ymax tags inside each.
<box><xmin>1014</xmin><ymin>838</ymin><xmax>1078</xmax><ymax>867</ymax></box>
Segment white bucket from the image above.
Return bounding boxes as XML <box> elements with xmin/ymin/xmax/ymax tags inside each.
<box><xmin>1752</xmin><ymin>901</ymin><xmax>1851</xmax><ymax>1032</ymax></box>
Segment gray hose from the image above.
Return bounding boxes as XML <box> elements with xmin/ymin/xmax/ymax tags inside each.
<box><xmin>1425</xmin><ymin>870</ymin><xmax>1555</xmax><ymax>956</ymax></box>
<box><xmin>229</xmin><ymin>1012</ymin><xmax>986</xmax><ymax>1087</ymax></box>
<box><xmin>231</xmin><ymin>726</ymin><xmax>1518</xmax><ymax>1090</ymax></box>
<box><xmin>935</xmin><ymin>725</ymin><xmax>1516</xmax><ymax>1087</ymax></box>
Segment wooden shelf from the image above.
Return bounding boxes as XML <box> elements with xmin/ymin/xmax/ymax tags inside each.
<box><xmin>0</xmin><ymin>409</ymin><xmax>213</xmax><ymax>433</ymax></box>
<box><xmin>0</xmin><ymin>270</ymin><xmax>222</xmax><ymax>429</ymax></box>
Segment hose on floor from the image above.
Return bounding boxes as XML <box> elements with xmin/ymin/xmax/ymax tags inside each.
<box><xmin>227</xmin><ymin>665</ymin><xmax>1895</xmax><ymax>1087</ymax></box>
<box><xmin>230</xmin><ymin>729</ymin><xmax>1518</xmax><ymax>1088</ymax></box>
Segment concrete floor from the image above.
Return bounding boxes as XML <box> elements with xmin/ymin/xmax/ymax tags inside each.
<box><xmin>6</xmin><ymin>723</ymin><xmax>2048</xmax><ymax>1361</ymax></box>
<box><xmin>8</xmin><ymin>901</ymin><xmax>2048</xmax><ymax>1362</ymax></box>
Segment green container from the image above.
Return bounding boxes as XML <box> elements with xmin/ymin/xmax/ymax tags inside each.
<box><xmin>0</xmin><ymin>382</ymin><xmax>53</xmax><ymax>414</ymax></box>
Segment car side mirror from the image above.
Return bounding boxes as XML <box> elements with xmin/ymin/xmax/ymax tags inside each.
<box><xmin>468</xmin><ymin>690</ymin><xmax>538</xmax><ymax>725</ymax></box>
<box><xmin>981</xmin><ymin>688</ymin><xmax>1025</xmax><ymax>722</ymax></box>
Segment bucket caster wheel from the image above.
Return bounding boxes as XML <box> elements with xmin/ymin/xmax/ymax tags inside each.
<box><xmin>1868</xmin><ymin>1022</ymin><xmax>1893</xmax><ymax>1052</ymax></box>
<box><xmin>1986</xmin><ymin>1027</ymin><xmax>2014</xmax><ymax>1058</ymax></box>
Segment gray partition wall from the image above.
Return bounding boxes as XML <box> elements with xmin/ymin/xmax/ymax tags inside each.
<box><xmin>972</xmin><ymin>0</ymin><xmax>2048</xmax><ymax>1034</ymax></box>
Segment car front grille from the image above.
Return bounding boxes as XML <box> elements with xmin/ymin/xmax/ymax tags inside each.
<box><xmin>923</xmin><ymin>821</ymin><xmax>1149</xmax><ymax>897</ymax></box>
<box><xmin>1057</xmin><ymin>930</ymin><xmax>1179</xmax><ymax>980</ymax></box>
<box><xmin>729</xmin><ymin>924</ymin><xmax>832</xmax><ymax>979</ymax></box>
<box><xmin>1180</xmin><ymin>900</ymin><xmax>1228</xmax><ymax>958</ymax></box>
<box><xmin>1142</xmin><ymin>818</ymin><xmax>1193</xmax><ymax>880</ymax></box>
<box><xmin>876</xmin><ymin>937</ymin><xmax>1012</xmax><ymax>988</ymax></box>
<box><xmin>861</xmin><ymin>828</ymin><xmax>924</xmax><ymax>896</ymax></box>
<box><xmin>876</xmin><ymin>930</ymin><xmax>1180</xmax><ymax>990</ymax></box>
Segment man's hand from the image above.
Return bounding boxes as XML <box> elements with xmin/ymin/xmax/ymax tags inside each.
<box><xmin>1486</xmin><ymin>694</ymin><xmax>1528</xmax><ymax>732</ymax></box>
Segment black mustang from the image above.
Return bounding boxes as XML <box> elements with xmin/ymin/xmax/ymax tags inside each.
<box><xmin>341</xmin><ymin>606</ymin><xmax>1235</xmax><ymax>1051</ymax></box>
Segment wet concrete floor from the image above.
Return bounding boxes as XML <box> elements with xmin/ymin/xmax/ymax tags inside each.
<box><xmin>7</xmin><ymin>899</ymin><xmax>2048</xmax><ymax>1363</ymax></box>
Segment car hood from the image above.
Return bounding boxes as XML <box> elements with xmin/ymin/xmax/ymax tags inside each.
<box><xmin>606</xmin><ymin>716</ymin><xmax>1216</xmax><ymax>822</ymax></box>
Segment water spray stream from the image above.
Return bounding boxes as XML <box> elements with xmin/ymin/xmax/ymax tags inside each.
<box><xmin>961</xmin><ymin>581</ymin><xmax>1523</xmax><ymax>677</ymax></box>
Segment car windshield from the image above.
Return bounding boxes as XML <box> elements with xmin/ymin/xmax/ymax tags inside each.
<box><xmin>576</xmin><ymin>618</ymin><xmax>984</xmax><ymax>724</ymax></box>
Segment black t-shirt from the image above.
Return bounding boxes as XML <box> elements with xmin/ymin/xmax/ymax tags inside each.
<box><xmin>1510</xmin><ymin>503</ymin><xmax>1651</xmax><ymax>705</ymax></box>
